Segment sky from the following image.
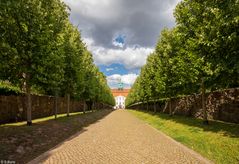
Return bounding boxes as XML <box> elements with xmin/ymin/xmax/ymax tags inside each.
<box><xmin>64</xmin><ymin>0</ymin><xmax>181</xmax><ymax>88</ymax></box>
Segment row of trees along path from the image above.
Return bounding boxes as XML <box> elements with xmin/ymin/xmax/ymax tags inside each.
<box><xmin>126</xmin><ymin>0</ymin><xmax>239</xmax><ymax>124</ymax></box>
<box><xmin>0</xmin><ymin>0</ymin><xmax>115</xmax><ymax>125</ymax></box>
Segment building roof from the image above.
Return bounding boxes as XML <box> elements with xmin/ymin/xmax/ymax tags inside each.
<box><xmin>111</xmin><ymin>89</ymin><xmax>130</xmax><ymax>97</ymax></box>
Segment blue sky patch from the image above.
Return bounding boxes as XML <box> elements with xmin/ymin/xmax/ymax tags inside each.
<box><xmin>112</xmin><ymin>35</ymin><xmax>126</xmax><ymax>48</ymax></box>
<box><xmin>115</xmin><ymin>35</ymin><xmax>125</xmax><ymax>44</ymax></box>
<box><xmin>99</xmin><ymin>63</ymin><xmax>139</xmax><ymax>76</ymax></box>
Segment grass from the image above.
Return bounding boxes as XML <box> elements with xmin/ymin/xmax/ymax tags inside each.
<box><xmin>129</xmin><ymin>109</ymin><xmax>239</xmax><ymax>164</ymax></box>
<box><xmin>2</xmin><ymin>111</ymin><xmax>92</xmax><ymax>126</ymax></box>
<box><xmin>0</xmin><ymin>109</ymin><xmax>112</xmax><ymax>163</ymax></box>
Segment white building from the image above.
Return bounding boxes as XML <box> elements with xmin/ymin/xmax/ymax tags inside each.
<box><xmin>111</xmin><ymin>88</ymin><xmax>130</xmax><ymax>109</ymax></box>
<box><xmin>114</xmin><ymin>96</ymin><xmax>126</xmax><ymax>109</ymax></box>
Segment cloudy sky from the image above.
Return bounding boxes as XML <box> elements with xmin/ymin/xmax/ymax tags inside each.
<box><xmin>64</xmin><ymin>0</ymin><xmax>180</xmax><ymax>88</ymax></box>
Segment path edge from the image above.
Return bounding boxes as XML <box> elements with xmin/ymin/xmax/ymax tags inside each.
<box><xmin>127</xmin><ymin>110</ymin><xmax>214</xmax><ymax>164</ymax></box>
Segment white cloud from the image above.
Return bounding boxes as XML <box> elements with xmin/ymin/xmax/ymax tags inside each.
<box><xmin>83</xmin><ymin>37</ymin><xmax>153</xmax><ymax>70</ymax></box>
<box><xmin>107</xmin><ymin>74</ymin><xmax>138</xmax><ymax>88</ymax></box>
<box><xmin>112</xmin><ymin>34</ymin><xmax>126</xmax><ymax>48</ymax></box>
<box><xmin>64</xmin><ymin>0</ymin><xmax>119</xmax><ymax>23</ymax></box>
<box><xmin>112</xmin><ymin>41</ymin><xmax>124</xmax><ymax>48</ymax></box>
<box><xmin>94</xmin><ymin>46</ymin><xmax>153</xmax><ymax>70</ymax></box>
<box><xmin>64</xmin><ymin>0</ymin><xmax>180</xmax><ymax>47</ymax></box>
<box><xmin>65</xmin><ymin>0</ymin><xmax>180</xmax><ymax>72</ymax></box>
<box><xmin>106</xmin><ymin>68</ymin><xmax>114</xmax><ymax>71</ymax></box>
<box><xmin>83</xmin><ymin>37</ymin><xmax>94</xmax><ymax>47</ymax></box>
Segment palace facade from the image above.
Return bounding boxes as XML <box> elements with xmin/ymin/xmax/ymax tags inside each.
<box><xmin>111</xmin><ymin>89</ymin><xmax>130</xmax><ymax>109</ymax></box>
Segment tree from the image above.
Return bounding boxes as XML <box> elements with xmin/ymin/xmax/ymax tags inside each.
<box><xmin>0</xmin><ymin>0</ymin><xmax>68</xmax><ymax>125</ymax></box>
<box><xmin>175</xmin><ymin>0</ymin><xmax>239</xmax><ymax>90</ymax></box>
<box><xmin>60</xmin><ymin>22</ymin><xmax>84</xmax><ymax>116</ymax></box>
<box><xmin>79</xmin><ymin>50</ymin><xmax>115</xmax><ymax>110</ymax></box>
<box><xmin>127</xmin><ymin>0</ymin><xmax>238</xmax><ymax>124</ymax></box>
<box><xmin>174</xmin><ymin>0</ymin><xmax>239</xmax><ymax>123</ymax></box>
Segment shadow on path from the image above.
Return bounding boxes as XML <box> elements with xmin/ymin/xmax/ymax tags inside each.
<box><xmin>0</xmin><ymin>109</ymin><xmax>113</xmax><ymax>163</ymax></box>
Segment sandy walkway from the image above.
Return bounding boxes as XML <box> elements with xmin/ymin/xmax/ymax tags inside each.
<box><xmin>29</xmin><ymin>110</ymin><xmax>211</xmax><ymax>164</ymax></box>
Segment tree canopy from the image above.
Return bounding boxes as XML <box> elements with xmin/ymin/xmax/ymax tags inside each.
<box><xmin>126</xmin><ymin>0</ymin><xmax>239</xmax><ymax>107</ymax></box>
<box><xmin>0</xmin><ymin>0</ymin><xmax>115</xmax><ymax>124</ymax></box>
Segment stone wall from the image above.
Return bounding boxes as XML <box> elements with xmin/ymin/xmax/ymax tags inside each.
<box><xmin>129</xmin><ymin>88</ymin><xmax>239</xmax><ymax>123</ymax></box>
<box><xmin>0</xmin><ymin>94</ymin><xmax>112</xmax><ymax>124</ymax></box>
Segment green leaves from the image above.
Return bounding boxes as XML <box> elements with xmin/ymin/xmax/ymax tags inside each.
<box><xmin>0</xmin><ymin>0</ymin><xmax>115</xmax><ymax>106</ymax></box>
<box><xmin>175</xmin><ymin>0</ymin><xmax>239</xmax><ymax>89</ymax></box>
<box><xmin>126</xmin><ymin>0</ymin><xmax>238</xmax><ymax>107</ymax></box>
<box><xmin>79</xmin><ymin>51</ymin><xmax>115</xmax><ymax>105</ymax></box>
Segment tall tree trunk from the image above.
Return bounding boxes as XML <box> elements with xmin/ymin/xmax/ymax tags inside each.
<box><xmin>95</xmin><ymin>102</ymin><xmax>97</xmax><ymax>110</ymax></box>
<box><xmin>26</xmin><ymin>80</ymin><xmax>32</xmax><ymax>126</ymax></box>
<box><xmin>186</xmin><ymin>96</ymin><xmax>188</xmax><ymax>110</ymax></box>
<box><xmin>154</xmin><ymin>100</ymin><xmax>156</xmax><ymax>113</ymax></box>
<box><xmin>55</xmin><ymin>92</ymin><xmax>58</xmax><ymax>119</ymax></box>
<box><xmin>67</xmin><ymin>94</ymin><xmax>70</xmax><ymax>117</ymax></box>
<box><xmin>162</xmin><ymin>100</ymin><xmax>168</xmax><ymax>113</ymax></box>
<box><xmin>169</xmin><ymin>98</ymin><xmax>172</xmax><ymax>116</ymax></box>
<box><xmin>92</xmin><ymin>101</ymin><xmax>94</xmax><ymax>112</ymax></box>
<box><xmin>141</xmin><ymin>102</ymin><xmax>144</xmax><ymax>110</ymax></box>
<box><xmin>83</xmin><ymin>101</ymin><xmax>86</xmax><ymax>114</ymax></box>
<box><xmin>201</xmin><ymin>78</ymin><xmax>208</xmax><ymax>124</ymax></box>
<box><xmin>147</xmin><ymin>101</ymin><xmax>149</xmax><ymax>111</ymax></box>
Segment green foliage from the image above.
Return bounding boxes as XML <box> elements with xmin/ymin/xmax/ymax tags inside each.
<box><xmin>79</xmin><ymin>51</ymin><xmax>115</xmax><ymax>106</ymax></box>
<box><xmin>0</xmin><ymin>0</ymin><xmax>68</xmax><ymax>88</ymax></box>
<box><xmin>0</xmin><ymin>0</ymin><xmax>115</xmax><ymax>107</ymax></box>
<box><xmin>126</xmin><ymin>0</ymin><xmax>238</xmax><ymax>107</ymax></box>
<box><xmin>174</xmin><ymin>0</ymin><xmax>239</xmax><ymax>89</ymax></box>
<box><xmin>0</xmin><ymin>82</ymin><xmax>21</xmax><ymax>95</ymax></box>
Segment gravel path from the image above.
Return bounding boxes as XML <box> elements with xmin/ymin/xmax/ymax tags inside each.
<box><xmin>29</xmin><ymin>110</ymin><xmax>212</xmax><ymax>164</ymax></box>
